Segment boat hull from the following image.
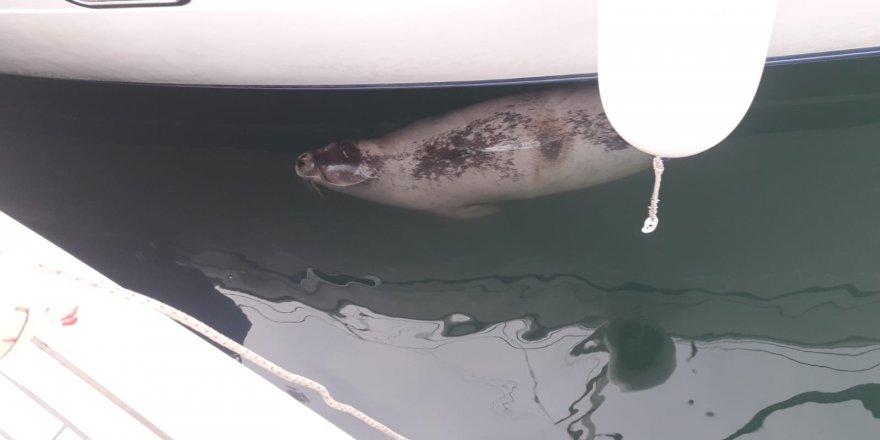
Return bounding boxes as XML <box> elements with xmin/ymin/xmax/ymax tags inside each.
<box><xmin>1</xmin><ymin>0</ymin><xmax>879</xmax><ymax>87</ymax></box>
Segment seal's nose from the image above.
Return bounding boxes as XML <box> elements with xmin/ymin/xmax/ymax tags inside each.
<box><xmin>295</xmin><ymin>152</ymin><xmax>317</xmax><ymax>177</ymax></box>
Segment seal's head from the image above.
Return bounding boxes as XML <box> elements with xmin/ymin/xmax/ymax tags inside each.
<box><xmin>296</xmin><ymin>141</ymin><xmax>376</xmax><ymax>187</ymax></box>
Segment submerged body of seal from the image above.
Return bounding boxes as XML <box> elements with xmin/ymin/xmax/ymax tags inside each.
<box><xmin>296</xmin><ymin>85</ymin><xmax>651</xmax><ymax>218</ymax></box>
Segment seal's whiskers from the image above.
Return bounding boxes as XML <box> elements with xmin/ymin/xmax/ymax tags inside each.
<box><xmin>310</xmin><ymin>181</ymin><xmax>326</xmax><ymax>198</ymax></box>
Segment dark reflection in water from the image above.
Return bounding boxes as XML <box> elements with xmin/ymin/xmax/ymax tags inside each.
<box><xmin>724</xmin><ymin>383</ymin><xmax>880</xmax><ymax>440</ymax></box>
<box><xmin>1</xmin><ymin>57</ymin><xmax>880</xmax><ymax>439</ymax></box>
<box><xmin>184</xmin><ymin>258</ymin><xmax>880</xmax><ymax>439</ymax></box>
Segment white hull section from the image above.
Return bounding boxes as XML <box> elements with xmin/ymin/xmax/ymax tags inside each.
<box><xmin>0</xmin><ymin>0</ymin><xmax>879</xmax><ymax>86</ymax></box>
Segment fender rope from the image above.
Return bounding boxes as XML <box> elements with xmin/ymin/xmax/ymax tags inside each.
<box><xmin>642</xmin><ymin>156</ymin><xmax>665</xmax><ymax>234</ymax></box>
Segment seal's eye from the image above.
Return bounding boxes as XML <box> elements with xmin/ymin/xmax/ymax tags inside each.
<box><xmin>323</xmin><ymin>141</ymin><xmax>360</xmax><ymax>165</ymax></box>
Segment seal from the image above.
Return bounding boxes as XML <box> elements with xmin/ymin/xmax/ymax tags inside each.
<box><xmin>295</xmin><ymin>85</ymin><xmax>650</xmax><ymax>218</ymax></box>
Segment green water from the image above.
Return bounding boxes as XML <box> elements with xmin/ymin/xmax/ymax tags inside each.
<box><xmin>0</xmin><ymin>57</ymin><xmax>879</xmax><ymax>439</ymax></box>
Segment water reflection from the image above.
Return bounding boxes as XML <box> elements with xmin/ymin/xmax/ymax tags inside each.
<box><xmin>180</xmin><ymin>253</ymin><xmax>880</xmax><ymax>440</ymax></box>
<box><xmin>181</xmin><ymin>251</ymin><xmax>880</xmax><ymax>347</ymax></box>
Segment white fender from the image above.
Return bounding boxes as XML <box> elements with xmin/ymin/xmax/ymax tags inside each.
<box><xmin>597</xmin><ymin>0</ymin><xmax>779</xmax><ymax>158</ymax></box>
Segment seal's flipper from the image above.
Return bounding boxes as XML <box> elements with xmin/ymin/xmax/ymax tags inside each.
<box><xmin>433</xmin><ymin>204</ymin><xmax>501</xmax><ymax>219</ymax></box>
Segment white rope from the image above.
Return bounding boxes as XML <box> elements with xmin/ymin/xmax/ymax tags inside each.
<box><xmin>35</xmin><ymin>263</ymin><xmax>411</xmax><ymax>440</ymax></box>
<box><xmin>641</xmin><ymin>156</ymin><xmax>665</xmax><ymax>234</ymax></box>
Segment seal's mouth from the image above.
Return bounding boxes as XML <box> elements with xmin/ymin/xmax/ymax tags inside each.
<box><xmin>295</xmin><ymin>141</ymin><xmax>374</xmax><ymax>187</ymax></box>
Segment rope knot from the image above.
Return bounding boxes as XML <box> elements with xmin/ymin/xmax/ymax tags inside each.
<box><xmin>642</xmin><ymin>156</ymin><xmax>665</xmax><ymax>234</ymax></box>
